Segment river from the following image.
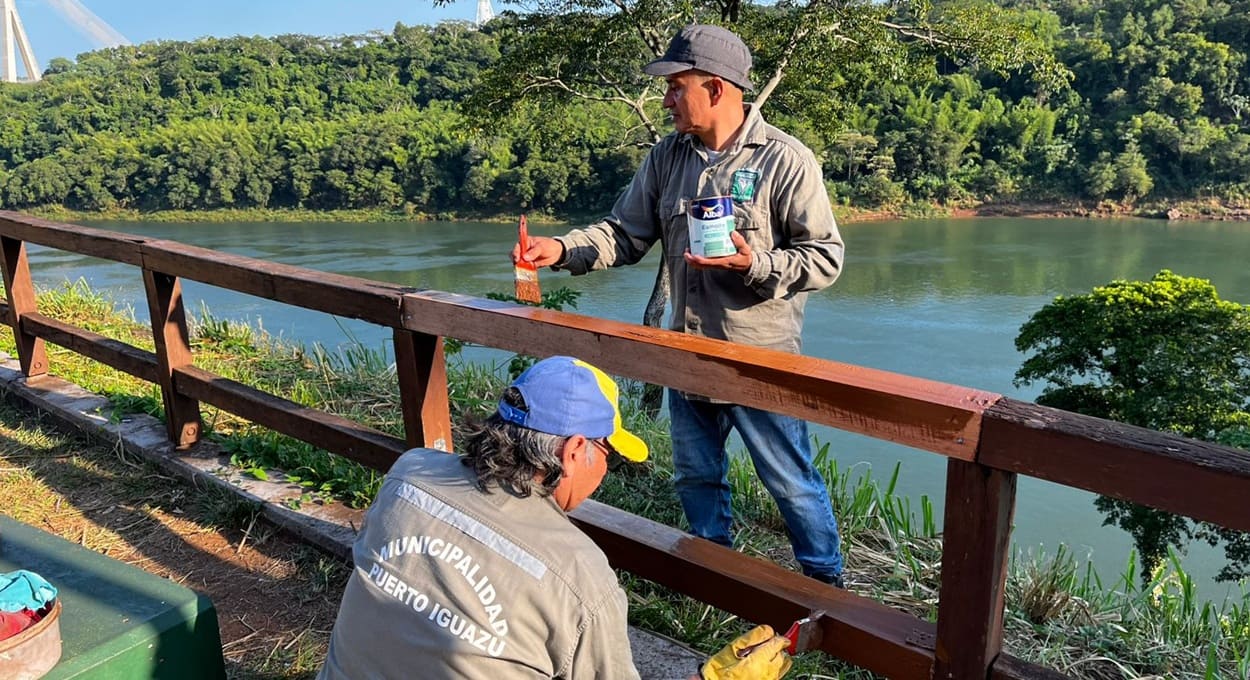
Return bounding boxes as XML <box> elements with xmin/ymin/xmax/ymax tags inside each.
<box><xmin>24</xmin><ymin>216</ymin><xmax>1250</xmax><ymax>599</ymax></box>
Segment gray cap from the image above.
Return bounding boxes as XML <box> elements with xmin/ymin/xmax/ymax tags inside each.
<box><xmin>643</xmin><ymin>24</ymin><xmax>754</xmax><ymax>91</ymax></box>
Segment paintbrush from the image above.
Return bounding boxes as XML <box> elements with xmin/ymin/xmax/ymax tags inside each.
<box><xmin>737</xmin><ymin>610</ymin><xmax>826</xmax><ymax>658</ymax></box>
<box><xmin>513</xmin><ymin>213</ymin><xmax>542</xmax><ymax>304</ymax></box>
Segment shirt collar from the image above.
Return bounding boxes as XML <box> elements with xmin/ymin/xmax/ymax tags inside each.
<box><xmin>738</xmin><ymin>104</ymin><xmax>767</xmax><ymax>148</ymax></box>
<box><xmin>680</xmin><ymin>103</ymin><xmax>766</xmax><ymax>154</ymax></box>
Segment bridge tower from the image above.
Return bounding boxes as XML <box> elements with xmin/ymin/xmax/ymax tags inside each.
<box><xmin>475</xmin><ymin>0</ymin><xmax>494</xmax><ymax>27</ymax></box>
<box><xmin>1</xmin><ymin>0</ymin><xmax>40</xmax><ymax>82</ymax></box>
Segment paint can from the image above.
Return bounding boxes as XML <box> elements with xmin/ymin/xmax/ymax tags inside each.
<box><xmin>688</xmin><ymin>197</ymin><xmax>736</xmax><ymax>258</ymax></box>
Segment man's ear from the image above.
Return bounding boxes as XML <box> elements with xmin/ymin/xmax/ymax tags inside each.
<box><xmin>707</xmin><ymin>77</ymin><xmax>724</xmax><ymax>104</ymax></box>
<box><xmin>551</xmin><ymin>434</ymin><xmax>586</xmax><ymax>511</ymax></box>
<box><xmin>560</xmin><ymin>434</ymin><xmax>588</xmax><ymax>469</ymax></box>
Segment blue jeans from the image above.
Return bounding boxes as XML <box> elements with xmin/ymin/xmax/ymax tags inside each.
<box><xmin>668</xmin><ymin>389</ymin><xmax>844</xmax><ymax>580</ymax></box>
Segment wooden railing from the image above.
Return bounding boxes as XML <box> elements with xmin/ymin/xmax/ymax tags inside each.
<box><xmin>2</xmin><ymin>210</ymin><xmax>1247</xmax><ymax>679</ymax></box>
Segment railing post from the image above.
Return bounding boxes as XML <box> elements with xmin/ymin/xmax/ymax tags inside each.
<box><xmin>0</xmin><ymin>236</ymin><xmax>48</xmax><ymax>379</ymax></box>
<box><xmin>393</xmin><ymin>329</ymin><xmax>451</xmax><ymax>452</ymax></box>
<box><xmin>142</xmin><ymin>270</ymin><xmax>201</xmax><ymax>449</ymax></box>
<box><xmin>934</xmin><ymin>458</ymin><xmax>1016</xmax><ymax>679</ymax></box>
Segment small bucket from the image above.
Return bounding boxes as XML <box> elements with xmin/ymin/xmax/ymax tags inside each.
<box><xmin>688</xmin><ymin>196</ymin><xmax>736</xmax><ymax>258</ymax></box>
<box><xmin>0</xmin><ymin>599</ymin><xmax>62</xmax><ymax>680</ymax></box>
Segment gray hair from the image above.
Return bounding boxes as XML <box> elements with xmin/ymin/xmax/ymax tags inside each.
<box><xmin>460</xmin><ymin>386</ymin><xmax>568</xmax><ymax>497</ymax></box>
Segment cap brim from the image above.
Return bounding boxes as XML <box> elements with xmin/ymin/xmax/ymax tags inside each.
<box><xmin>642</xmin><ymin>59</ymin><xmax>696</xmax><ymax>77</ymax></box>
<box><xmin>643</xmin><ymin>60</ymin><xmax>754</xmax><ymax>91</ymax></box>
<box><xmin>608</xmin><ymin>428</ymin><xmax>649</xmax><ymax>462</ymax></box>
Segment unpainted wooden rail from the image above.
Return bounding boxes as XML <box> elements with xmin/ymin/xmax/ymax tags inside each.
<box><xmin>2</xmin><ymin>211</ymin><xmax>1248</xmax><ymax>679</ymax></box>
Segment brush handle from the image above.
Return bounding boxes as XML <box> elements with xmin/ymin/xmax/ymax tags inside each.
<box><xmin>518</xmin><ymin>213</ymin><xmax>530</xmax><ymax>253</ymax></box>
<box><xmin>783</xmin><ymin>619</ymin><xmax>803</xmax><ymax>655</ymax></box>
<box><xmin>735</xmin><ymin>618</ymin><xmax>806</xmax><ymax>659</ymax></box>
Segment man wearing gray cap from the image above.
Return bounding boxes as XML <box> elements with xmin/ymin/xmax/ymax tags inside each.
<box><xmin>515</xmin><ymin>25</ymin><xmax>846</xmax><ymax>588</ymax></box>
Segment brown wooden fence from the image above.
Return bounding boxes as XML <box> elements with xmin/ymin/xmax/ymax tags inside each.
<box><xmin>2</xmin><ymin>210</ymin><xmax>1247</xmax><ymax>679</ymax></box>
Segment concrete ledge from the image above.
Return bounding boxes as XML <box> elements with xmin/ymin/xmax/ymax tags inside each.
<box><xmin>0</xmin><ymin>355</ymin><xmax>704</xmax><ymax>679</ymax></box>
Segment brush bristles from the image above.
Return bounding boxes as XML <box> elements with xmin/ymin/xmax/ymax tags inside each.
<box><xmin>514</xmin><ymin>267</ymin><xmax>542</xmax><ymax>303</ymax></box>
<box><xmin>514</xmin><ymin>280</ymin><xmax>542</xmax><ymax>304</ymax></box>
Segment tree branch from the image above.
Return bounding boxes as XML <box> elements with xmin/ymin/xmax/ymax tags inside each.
<box><xmin>878</xmin><ymin>20</ymin><xmax>956</xmax><ymax>49</ymax></box>
<box><xmin>517</xmin><ymin>73</ymin><xmax>662</xmax><ymax>143</ymax></box>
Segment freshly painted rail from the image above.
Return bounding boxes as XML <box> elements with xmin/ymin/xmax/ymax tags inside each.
<box><xmin>3</xmin><ymin>211</ymin><xmax>1248</xmax><ymax>679</ymax></box>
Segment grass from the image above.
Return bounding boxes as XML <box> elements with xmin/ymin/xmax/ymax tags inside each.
<box><xmin>1004</xmin><ymin>547</ymin><xmax>1250</xmax><ymax>679</ymax></box>
<box><xmin>1</xmin><ymin>281</ymin><xmax>1248</xmax><ymax>678</ymax></box>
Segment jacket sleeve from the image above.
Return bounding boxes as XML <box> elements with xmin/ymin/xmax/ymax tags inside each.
<box><xmin>562</xmin><ymin>587</ymin><xmax>642</xmax><ymax>680</ymax></box>
<box><xmin>552</xmin><ymin>145</ymin><xmax>665</xmax><ymax>275</ymax></box>
<box><xmin>743</xmin><ymin>149</ymin><xmax>844</xmax><ymax>298</ymax></box>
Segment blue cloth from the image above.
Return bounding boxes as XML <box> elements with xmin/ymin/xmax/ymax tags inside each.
<box><xmin>668</xmin><ymin>389</ymin><xmax>844</xmax><ymax>580</ymax></box>
<box><xmin>0</xmin><ymin>570</ymin><xmax>57</xmax><ymax>612</ymax></box>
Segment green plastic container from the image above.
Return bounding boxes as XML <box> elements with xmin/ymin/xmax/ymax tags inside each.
<box><xmin>0</xmin><ymin>515</ymin><xmax>226</xmax><ymax>679</ymax></box>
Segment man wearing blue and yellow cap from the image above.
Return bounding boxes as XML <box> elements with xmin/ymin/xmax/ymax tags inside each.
<box><xmin>321</xmin><ymin>356</ymin><xmax>792</xmax><ymax>680</ymax></box>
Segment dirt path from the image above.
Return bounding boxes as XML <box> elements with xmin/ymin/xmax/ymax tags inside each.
<box><xmin>0</xmin><ymin>400</ymin><xmax>348</xmax><ymax>679</ymax></box>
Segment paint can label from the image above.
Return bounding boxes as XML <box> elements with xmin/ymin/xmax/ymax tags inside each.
<box><xmin>688</xmin><ymin>196</ymin><xmax>736</xmax><ymax>258</ymax></box>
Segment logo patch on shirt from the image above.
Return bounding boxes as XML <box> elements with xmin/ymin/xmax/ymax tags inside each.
<box><xmin>731</xmin><ymin>169</ymin><xmax>760</xmax><ymax>202</ymax></box>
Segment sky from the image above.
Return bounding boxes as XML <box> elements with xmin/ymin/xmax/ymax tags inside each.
<box><xmin>13</xmin><ymin>0</ymin><xmax>482</xmax><ymax>67</ymax></box>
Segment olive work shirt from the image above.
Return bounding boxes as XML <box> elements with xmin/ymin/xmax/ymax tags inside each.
<box><xmin>319</xmin><ymin>450</ymin><xmax>640</xmax><ymax>680</ymax></box>
<box><xmin>554</xmin><ymin>104</ymin><xmax>844</xmax><ymax>356</ymax></box>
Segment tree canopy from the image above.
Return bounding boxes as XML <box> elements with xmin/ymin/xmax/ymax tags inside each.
<box><xmin>1014</xmin><ymin>270</ymin><xmax>1250</xmax><ymax>581</ymax></box>
<box><xmin>0</xmin><ymin>0</ymin><xmax>1247</xmax><ymax>215</ymax></box>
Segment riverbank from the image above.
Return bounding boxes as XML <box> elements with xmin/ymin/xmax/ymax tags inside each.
<box><xmin>23</xmin><ymin>197</ymin><xmax>1250</xmax><ymax>226</ymax></box>
<box><xmin>959</xmin><ymin>197</ymin><xmax>1250</xmax><ymax>222</ymax></box>
<box><xmin>864</xmin><ymin>197</ymin><xmax>1250</xmax><ymax>222</ymax></box>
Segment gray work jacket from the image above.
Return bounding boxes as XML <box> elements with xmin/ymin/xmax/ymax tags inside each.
<box><xmin>555</xmin><ymin>105</ymin><xmax>844</xmax><ymax>356</ymax></box>
<box><xmin>319</xmin><ymin>450</ymin><xmax>639</xmax><ymax>680</ymax></box>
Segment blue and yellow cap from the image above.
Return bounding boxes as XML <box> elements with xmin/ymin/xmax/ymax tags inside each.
<box><xmin>497</xmin><ymin>356</ymin><xmax>649</xmax><ymax>462</ymax></box>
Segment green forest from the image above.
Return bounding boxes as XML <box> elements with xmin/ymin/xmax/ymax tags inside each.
<box><xmin>1</xmin><ymin>0</ymin><xmax>1247</xmax><ymax>218</ymax></box>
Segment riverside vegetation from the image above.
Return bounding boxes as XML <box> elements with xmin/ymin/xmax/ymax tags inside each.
<box><xmin>0</xmin><ymin>280</ymin><xmax>1247</xmax><ymax>678</ymax></box>
<box><xmin>1</xmin><ymin>0</ymin><xmax>1248</xmax><ymax>221</ymax></box>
